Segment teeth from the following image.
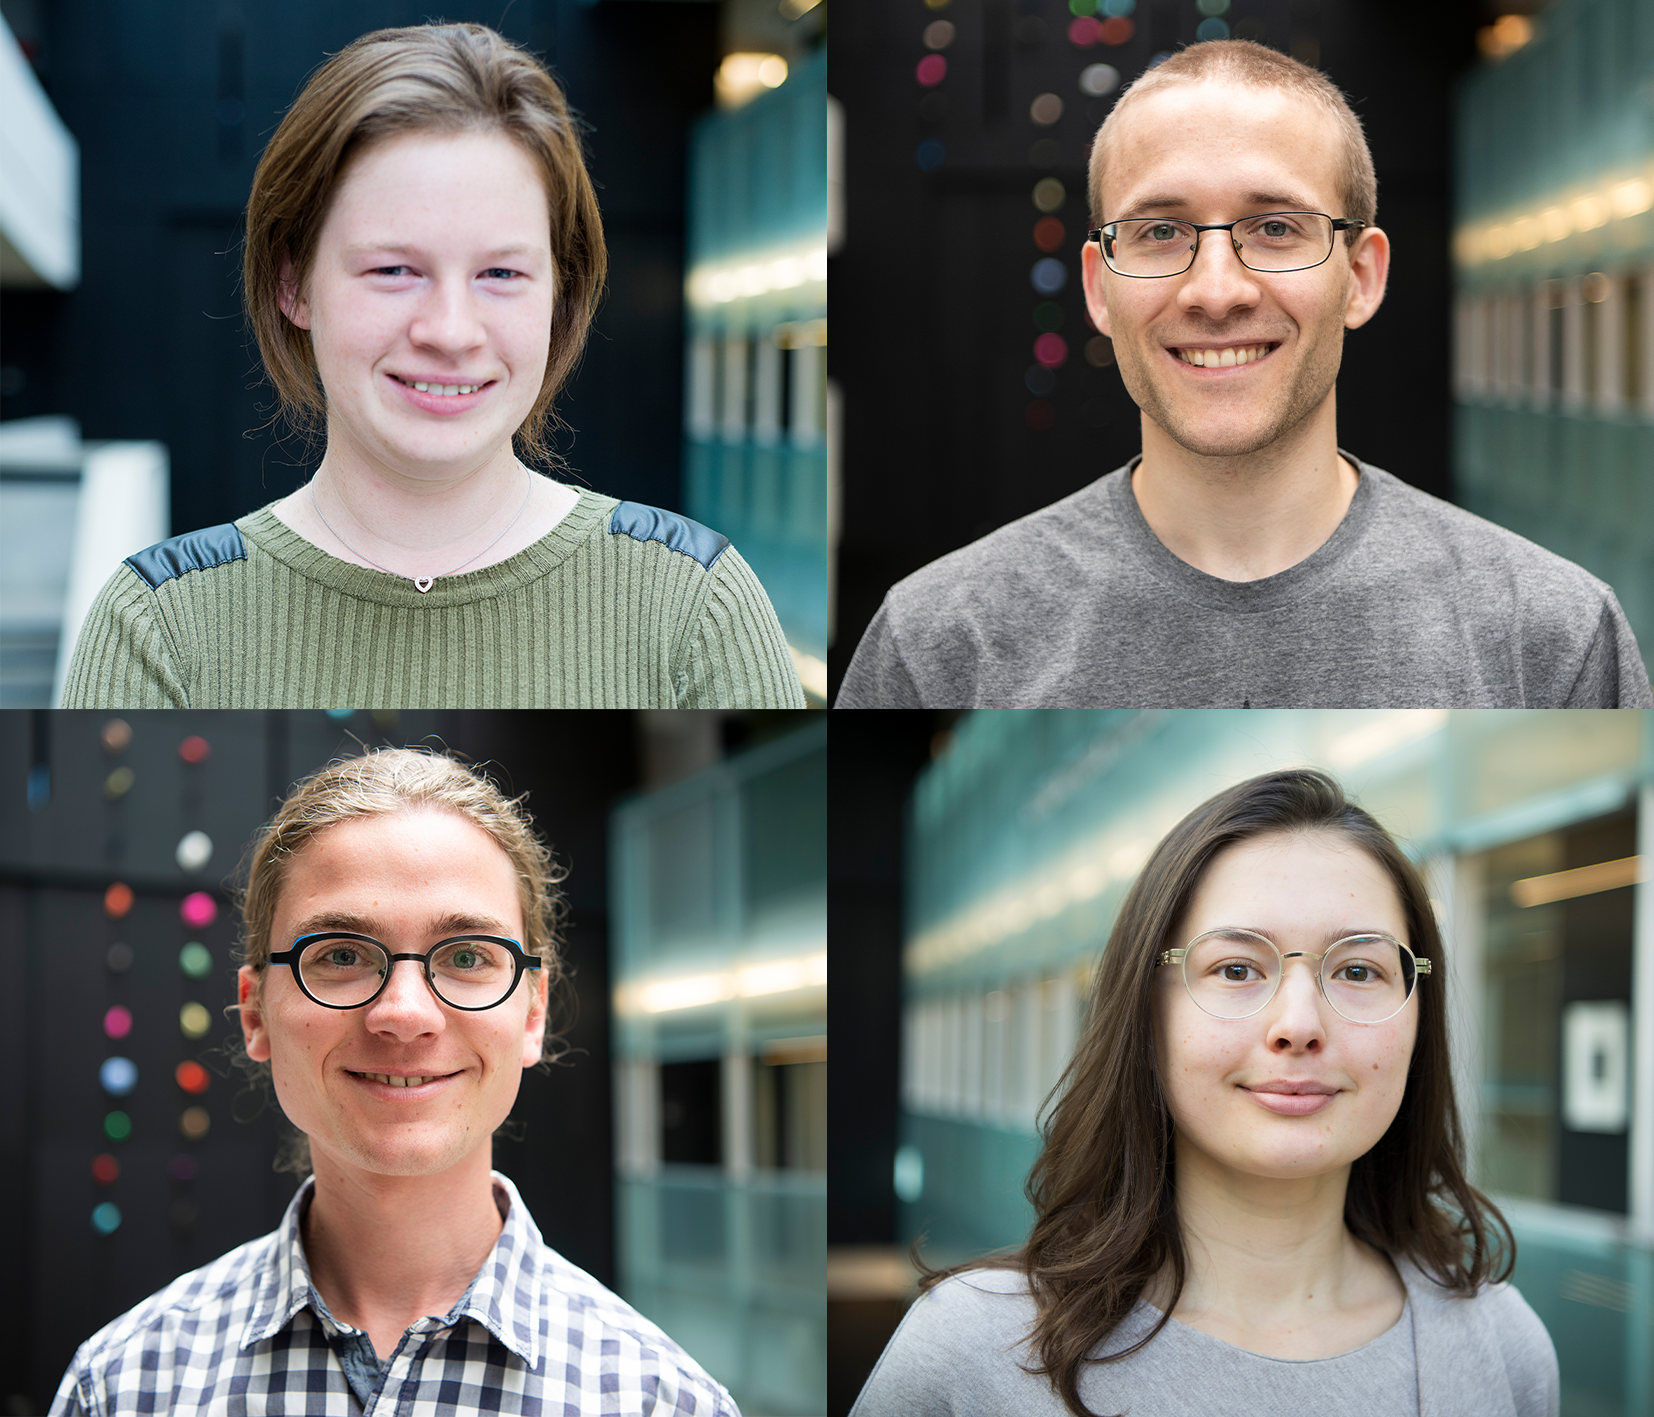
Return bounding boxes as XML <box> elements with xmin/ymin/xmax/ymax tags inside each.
<box><xmin>406</xmin><ymin>380</ymin><xmax>480</xmax><ymax>395</ymax></box>
<box><xmin>360</xmin><ymin>1072</ymin><xmax>437</xmax><ymax>1087</ymax></box>
<box><xmin>1179</xmin><ymin>344</ymin><xmax>1270</xmax><ymax>368</ymax></box>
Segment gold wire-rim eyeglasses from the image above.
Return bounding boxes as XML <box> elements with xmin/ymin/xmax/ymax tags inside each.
<box><xmin>1158</xmin><ymin>927</ymin><xmax>1430</xmax><ymax>1024</ymax></box>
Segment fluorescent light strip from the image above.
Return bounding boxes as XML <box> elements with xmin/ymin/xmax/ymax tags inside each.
<box><xmin>687</xmin><ymin>242</ymin><xmax>828</xmax><ymax>308</ymax></box>
<box><xmin>1510</xmin><ymin>855</ymin><xmax>1643</xmax><ymax>908</ymax></box>
<box><xmin>1455</xmin><ymin>168</ymin><xmax>1654</xmax><ymax>267</ymax></box>
<box><xmin>622</xmin><ymin>950</ymin><xmax>827</xmax><ymax>1014</ymax></box>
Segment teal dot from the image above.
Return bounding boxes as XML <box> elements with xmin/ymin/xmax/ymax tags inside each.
<box><xmin>1101</xmin><ymin>0</ymin><xmax>1135</xmax><ymax>15</ymax></box>
<box><xmin>1195</xmin><ymin>16</ymin><xmax>1229</xmax><ymax>40</ymax></box>
<box><xmin>92</xmin><ymin>1202</ymin><xmax>122</xmax><ymax>1235</ymax></box>
<box><xmin>179</xmin><ymin>942</ymin><xmax>213</xmax><ymax>979</ymax></box>
<box><xmin>325</xmin><ymin>709</ymin><xmax>355</xmax><ymax>720</ymax></box>
<box><xmin>104</xmin><ymin>1110</ymin><xmax>132</xmax><ymax>1142</ymax></box>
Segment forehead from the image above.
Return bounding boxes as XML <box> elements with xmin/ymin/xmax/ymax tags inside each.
<box><xmin>1100</xmin><ymin>79</ymin><xmax>1343</xmax><ymax>218</ymax></box>
<box><xmin>1185</xmin><ymin>829</ymin><xmax>1406</xmax><ymax>933</ymax></box>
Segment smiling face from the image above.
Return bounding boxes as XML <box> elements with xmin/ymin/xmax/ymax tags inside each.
<box><xmin>239</xmin><ymin>807</ymin><xmax>547</xmax><ymax>1182</ymax></box>
<box><xmin>1081</xmin><ymin>80</ymin><xmax>1388</xmax><ymax>460</ymax></box>
<box><xmin>1152</xmin><ymin>829</ymin><xmax>1416</xmax><ymax>1182</ymax></box>
<box><xmin>279</xmin><ymin>129</ymin><xmax>555</xmax><ymax>481</ymax></box>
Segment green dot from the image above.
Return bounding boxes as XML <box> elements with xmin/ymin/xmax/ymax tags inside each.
<box><xmin>179</xmin><ymin>942</ymin><xmax>213</xmax><ymax>979</ymax></box>
<box><xmin>1196</xmin><ymin>0</ymin><xmax>1229</xmax><ymax>14</ymax></box>
<box><xmin>104</xmin><ymin>1110</ymin><xmax>132</xmax><ymax>1142</ymax></box>
<box><xmin>1068</xmin><ymin>0</ymin><xmax>1098</xmax><ymax>14</ymax></box>
<box><xmin>1033</xmin><ymin>302</ymin><xmax>1064</xmax><ymax>333</ymax></box>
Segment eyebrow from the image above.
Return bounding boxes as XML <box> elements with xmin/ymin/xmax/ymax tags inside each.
<box><xmin>343</xmin><ymin>243</ymin><xmax>546</xmax><ymax>263</ymax></box>
<box><xmin>290</xmin><ymin>910</ymin><xmax>516</xmax><ymax>941</ymax></box>
<box><xmin>1224</xmin><ymin>926</ymin><xmax>1404</xmax><ymax>948</ymax></box>
<box><xmin>1117</xmin><ymin>191</ymin><xmax>1317</xmax><ymax>217</ymax></box>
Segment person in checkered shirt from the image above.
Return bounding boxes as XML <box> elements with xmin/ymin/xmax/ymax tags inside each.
<box><xmin>52</xmin><ymin>748</ymin><xmax>739</xmax><ymax>1416</ymax></box>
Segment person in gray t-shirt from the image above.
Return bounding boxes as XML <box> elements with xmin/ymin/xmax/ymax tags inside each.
<box><xmin>836</xmin><ymin>41</ymin><xmax>1650</xmax><ymax>709</ymax></box>
<box><xmin>853</xmin><ymin>769</ymin><xmax>1558</xmax><ymax>1417</ymax></box>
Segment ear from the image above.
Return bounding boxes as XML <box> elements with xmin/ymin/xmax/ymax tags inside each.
<box><xmin>238</xmin><ymin>965</ymin><xmax>272</xmax><ymax>1063</ymax></box>
<box><xmin>276</xmin><ymin>253</ymin><xmax>311</xmax><ymax>331</ymax></box>
<box><xmin>520</xmin><ymin>968</ymin><xmax>549</xmax><ymax>1069</ymax></box>
<box><xmin>1343</xmin><ymin>225</ymin><xmax>1390</xmax><ymax>331</ymax></box>
<box><xmin>1081</xmin><ymin>237</ymin><xmax>1113</xmax><ymax>339</ymax></box>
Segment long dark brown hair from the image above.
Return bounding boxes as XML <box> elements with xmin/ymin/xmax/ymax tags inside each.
<box><xmin>921</xmin><ymin>768</ymin><xmax>1512</xmax><ymax>1417</ymax></box>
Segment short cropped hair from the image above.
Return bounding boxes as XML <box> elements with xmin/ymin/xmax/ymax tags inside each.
<box><xmin>1088</xmin><ymin>40</ymin><xmax>1377</xmax><ymax>245</ymax></box>
<box><xmin>242</xmin><ymin>23</ymin><xmax>607</xmax><ymax>467</ymax></box>
<box><xmin>234</xmin><ymin>746</ymin><xmax>570</xmax><ymax>1173</ymax></box>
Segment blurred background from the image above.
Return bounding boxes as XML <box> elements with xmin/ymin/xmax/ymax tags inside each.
<box><xmin>0</xmin><ymin>0</ymin><xmax>830</xmax><ymax>706</ymax></box>
<box><xmin>825</xmin><ymin>0</ymin><xmax>1654</xmax><ymax>701</ymax></box>
<box><xmin>0</xmin><ymin>707</ymin><xmax>825</xmax><ymax>1416</ymax></box>
<box><xmin>830</xmin><ymin>709</ymin><xmax>1653</xmax><ymax>1417</ymax></box>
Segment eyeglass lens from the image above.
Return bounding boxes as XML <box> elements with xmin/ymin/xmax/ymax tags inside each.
<box><xmin>297</xmin><ymin>936</ymin><xmax>519</xmax><ymax>1008</ymax></box>
<box><xmin>1106</xmin><ymin>213</ymin><xmax>1335</xmax><ymax>276</ymax></box>
<box><xmin>1182</xmin><ymin>930</ymin><xmax>1416</xmax><ymax>1022</ymax></box>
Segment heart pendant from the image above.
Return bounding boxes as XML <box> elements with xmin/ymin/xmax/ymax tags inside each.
<box><xmin>414</xmin><ymin>577</ymin><xmax>434</xmax><ymax>594</ymax></box>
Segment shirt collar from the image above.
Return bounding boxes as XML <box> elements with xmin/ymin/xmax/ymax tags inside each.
<box><xmin>240</xmin><ymin>1170</ymin><xmax>544</xmax><ymax>1368</ymax></box>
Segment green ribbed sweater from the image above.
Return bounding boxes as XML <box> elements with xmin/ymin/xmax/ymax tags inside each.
<box><xmin>62</xmin><ymin>491</ymin><xmax>806</xmax><ymax>708</ymax></box>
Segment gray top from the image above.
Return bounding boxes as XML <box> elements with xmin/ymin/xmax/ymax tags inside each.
<box><xmin>835</xmin><ymin>457</ymin><xmax>1652</xmax><ymax>708</ymax></box>
<box><xmin>852</xmin><ymin>1261</ymin><xmax>1558</xmax><ymax>1417</ymax></box>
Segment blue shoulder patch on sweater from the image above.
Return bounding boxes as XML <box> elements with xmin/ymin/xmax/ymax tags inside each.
<box><xmin>608</xmin><ymin>502</ymin><xmax>729</xmax><ymax>570</ymax></box>
<box><xmin>124</xmin><ymin>523</ymin><xmax>247</xmax><ymax>589</ymax></box>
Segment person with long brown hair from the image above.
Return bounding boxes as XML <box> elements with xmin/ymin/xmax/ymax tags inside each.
<box><xmin>62</xmin><ymin>22</ymin><xmax>803</xmax><ymax>709</ymax></box>
<box><xmin>854</xmin><ymin>769</ymin><xmax>1557</xmax><ymax>1417</ymax></box>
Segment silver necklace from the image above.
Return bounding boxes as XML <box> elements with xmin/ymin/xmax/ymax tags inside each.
<box><xmin>308</xmin><ymin>470</ymin><xmax>533</xmax><ymax>593</ymax></box>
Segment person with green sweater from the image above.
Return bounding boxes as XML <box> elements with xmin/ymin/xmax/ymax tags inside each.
<box><xmin>63</xmin><ymin>23</ymin><xmax>804</xmax><ymax>709</ymax></box>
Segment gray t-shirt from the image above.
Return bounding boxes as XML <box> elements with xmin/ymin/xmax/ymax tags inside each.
<box><xmin>836</xmin><ymin>458</ymin><xmax>1652</xmax><ymax>708</ymax></box>
<box><xmin>852</xmin><ymin>1265</ymin><xmax>1557</xmax><ymax>1417</ymax></box>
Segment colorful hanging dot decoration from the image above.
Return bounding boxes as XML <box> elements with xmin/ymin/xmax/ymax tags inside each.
<box><xmin>916</xmin><ymin>54</ymin><xmax>946</xmax><ymax>87</ymax></box>
<box><xmin>179</xmin><ymin>1002</ymin><xmax>212</xmax><ymax>1039</ymax></box>
<box><xmin>175</xmin><ymin>831</ymin><xmax>214</xmax><ymax>872</ymax></box>
<box><xmin>103</xmin><ymin>1110</ymin><xmax>133</xmax><ymax>1142</ymax></box>
<box><xmin>180</xmin><ymin>892</ymin><xmax>217</xmax><ymax>930</ymax></box>
<box><xmin>103</xmin><ymin>767</ymin><xmax>136</xmax><ymax>802</ymax></box>
<box><xmin>91</xmin><ymin>1154</ymin><xmax>120</xmax><ymax>1186</ymax></box>
<box><xmin>106</xmin><ymin>942</ymin><xmax>134</xmax><ymax>973</ymax></box>
<box><xmin>103</xmin><ymin>1005</ymin><xmax>133</xmax><ymax>1041</ymax></box>
<box><xmin>104</xmin><ymin>882</ymin><xmax>134</xmax><ymax>919</ymax></box>
<box><xmin>178</xmin><ymin>735</ymin><xmax>211</xmax><ymax>765</ymax></box>
<box><xmin>1034</xmin><ymin>333</ymin><xmax>1069</xmax><ymax>369</ymax></box>
<box><xmin>99</xmin><ymin>1056</ymin><xmax>138</xmax><ymax>1097</ymax></box>
<box><xmin>169</xmin><ymin>1154</ymin><xmax>199</xmax><ymax>1182</ymax></box>
<box><xmin>179</xmin><ymin>1106</ymin><xmax>211</xmax><ymax>1141</ymax></box>
<box><xmin>91</xmin><ymin>1202</ymin><xmax>122</xmax><ymax>1236</ymax></box>
<box><xmin>100</xmin><ymin>719</ymin><xmax>132</xmax><ymax>754</ymax></box>
<box><xmin>175</xmin><ymin>1061</ymin><xmax>211</xmax><ymax>1096</ymax></box>
<box><xmin>179</xmin><ymin>942</ymin><xmax>213</xmax><ymax>979</ymax></box>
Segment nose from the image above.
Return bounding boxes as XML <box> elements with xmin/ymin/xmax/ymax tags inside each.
<box><xmin>1264</xmin><ymin>954</ymin><xmax>1326</xmax><ymax>1053</ymax></box>
<box><xmin>408</xmin><ymin>277</ymin><xmax>487</xmax><ymax>354</ymax></box>
<box><xmin>363</xmin><ymin>957</ymin><xmax>446</xmax><ymax>1036</ymax></box>
<box><xmin>1177</xmin><ymin>226</ymin><xmax>1262</xmax><ymax>323</ymax></box>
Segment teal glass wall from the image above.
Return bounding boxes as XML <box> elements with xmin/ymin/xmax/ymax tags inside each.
<box><xmin>684</xmin><ymin>49</ymin><xmax>829</xmax><ymax>691</ymax></box>
<box><xmin>1453</xmin><ymin>0</ymin><xmax>1654</xmax><ymax>677</ymax></box>
<box><xmin>898</xmin><ymin>710</ymin><xmax>1653</xmax><ymax>1417</ymax></box>
<box><xmin>611</xmin><ymin>721</ymin><xmax>826</xmax><ymax>1415</ymax></box>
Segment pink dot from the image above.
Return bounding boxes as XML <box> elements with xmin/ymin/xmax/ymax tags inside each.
<box><xmin>180</xmin><ymin>892</ymin><xmax>217</xmax><ymax>930</ymax></box>
<box><xmin>1034</xmin><ymin>333</ymin><xmax>1069</xmax><ymax>368</ymax></box>
<box><xmin>1068</xmin><ymin>17</ymin><xmax>1101</xmax><ymax>46</ymax></box>
<box><xmin>103</xmin><ymin>1006</ymin><xmax>132</xmax><ymax>1040</ymax></box>
<box><xmin>916</xmin><ymin>54</ymin><xmax>947</xmax><ymax>88</ymax></box>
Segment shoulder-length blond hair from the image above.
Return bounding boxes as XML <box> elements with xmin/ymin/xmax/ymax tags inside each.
<box><xmin>242</xmin><ymin>23</ymin><xmax>607</xmax><ymax>467</ymax></box>
<box><xmin>923</xmin><ymin>769</ymin><xmax>1511</xmax><ymax>1417</ymax></box>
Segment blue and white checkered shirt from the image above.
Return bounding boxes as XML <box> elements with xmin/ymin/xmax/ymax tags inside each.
<box><xmin>50</xmin><ymin>1172</ymin><xmax>739</xmax><ymax>1416</ymax></box>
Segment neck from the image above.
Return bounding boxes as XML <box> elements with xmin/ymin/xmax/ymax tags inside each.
<box><xmin>301</xmin><ymin>1144</ymin><xmax>504</xmax><ymax>1360</ymax></box>
<box><xmin>1130</xmin><ymin>396</ymin><xmax>1357</xmax><ymax>582</ymax></box>
<box><xmin>1147</xmin><ymin>1131</ymin><xmax>1406</xmax><ymax>1362</ymax></box>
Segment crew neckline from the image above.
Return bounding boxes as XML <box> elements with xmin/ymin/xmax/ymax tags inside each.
<box><xmin>1149</xmin><ymin>1293</ymin><xmax>1413</xmax><ymax>1365</ymax></box>
<box><xmin>1109</xmin><ymin>451</ymin><xmax>1380</xmax><ymax>614</ymax></box>
<box><xmin>236</xmin><ymin>486</ymin><xmax>612</xmax><ymax>608</ymax></box>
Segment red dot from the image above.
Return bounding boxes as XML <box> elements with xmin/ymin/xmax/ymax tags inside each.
<box><xmin>91</xmin><ymin>1154</ymin><xmax>120</xmax><ymax>1185</ymax></box>
<box><xmin>1034</xmin><ymin>217</ymin><xmax>1067</xmax><ymax>253</ymax></box>
<box><xmin>104</xmin><ymin>883</ymin><xmax>134</xmax><ymax>919</ymax></box>
<box><xmin>104</xmin><ymin>1006</ymin><xmax>133</xmax><ymax>1041</ymax></box>
<box><xmin>175</xmin><ymin>1061</ymin><xmax>211</xmax><ymax>1096</ymax></box>
<box><xmin>178</xmin><ymin>736</ymin><xmax>211</xmax><ymax>765</ymax></box>
<box><xmin>1026</xmin><ymin>400</ymin><xmax>1056</xmax><ymax>431</ymax></box>
<box><xmin>1099</xmin><ymin>16</ymin><xmax>1134</xmax><ymax>44</ymax></box>
<box><xmin>917</xmin><ymin>54</ymin><xmax>947</xmax><ymax>87</ymax></box>
<box><xmin>1034</xmin><ymin>332</ymin><xmax>1069</xmax><ymax>368</ymax></box>
<box><xmin>1068</xmin><ymin>17</ymin><xmax>1101</xmax><ymax>46</ymax></box>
